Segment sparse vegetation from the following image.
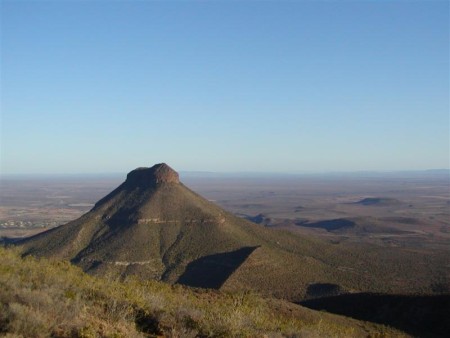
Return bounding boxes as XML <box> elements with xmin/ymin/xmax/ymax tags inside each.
<box><xmin>0</xmin><ymin>247</ymin><xmax>406</xmax><ymax>337</ymax></box>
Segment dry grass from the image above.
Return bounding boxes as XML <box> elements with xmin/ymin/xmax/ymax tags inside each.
<box><xmin>0</xmin><ymin>247</ymin><xmax>406</xmax><ymax>337</ymax></box>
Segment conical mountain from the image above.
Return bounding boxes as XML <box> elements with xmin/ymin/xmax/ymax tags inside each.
<box><xmin>17</xmin><ymin>163</ymin><xmax>444</xmax><ymax>301</ymax></box>
<box><xmin>19</xmin><ymin>164</ymin><xmax>260</xmax><ymax>281</ymax></box>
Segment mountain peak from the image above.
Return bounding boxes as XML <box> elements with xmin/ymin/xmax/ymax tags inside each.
<box><xmin>126</xmin><ymin>163</ymin><xmax>179</xmax><ymax>187</ymax></box>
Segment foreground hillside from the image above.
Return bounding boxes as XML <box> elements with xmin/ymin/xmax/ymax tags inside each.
<box><xmin>0</xmin><ymin>247</ymin><xmax>405</xmax><ymax>337</ymax></box>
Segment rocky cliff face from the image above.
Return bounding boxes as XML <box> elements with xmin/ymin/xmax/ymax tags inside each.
<box><xmin>125</xmin><ymin>163</ymin><xmax>179</xmax><ymax>187</ymax></box>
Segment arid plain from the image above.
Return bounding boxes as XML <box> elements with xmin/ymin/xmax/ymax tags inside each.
<box><xmin>185</xmin><ymin>172</ymin><xmax>450</xmax><ymax>252</ymax></box>
<box><xmin>1</xmin><ymin>171</ymin><xmax>449</xmax><ymax>254</ymax></box>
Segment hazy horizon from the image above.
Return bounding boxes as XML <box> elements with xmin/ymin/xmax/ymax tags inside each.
<box><xmin>1</xmin><ymin>1</ymin><xmax>449</xmax><ymax>175</ymax></box>
<box><xmin>1</xmin><ymin>167</ymin><xmax>448</xmax><ymax>180</ymax></box>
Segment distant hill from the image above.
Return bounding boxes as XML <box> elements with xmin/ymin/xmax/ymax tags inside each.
<box><xmin>354</xmin><ymin>197</ymin><xmax>400</xmax><ymax>206</ymax></box>
<box><xmin>295</xmin><ymin>218</ymin><xmax>356</xmax><ymax>231</ymax></box>
<box><xmin>16</xmin><ymin>164</ymin><xmax>449</xmax><ymax>301</ymax></box>
<box><xmin>295</xmin><ymin>217</ymin><xmax>419</xmax><ymax>236</ymax></box>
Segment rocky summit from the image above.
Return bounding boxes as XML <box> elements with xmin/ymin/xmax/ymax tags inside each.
<box><xmin>125</xmin><ymin>163</ymin><xmax>179</xmax><ymax>187</ymax></box>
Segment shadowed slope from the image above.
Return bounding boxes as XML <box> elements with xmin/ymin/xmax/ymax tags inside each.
<box><xmin>301</xmin><ymin>293</ymin><xmax>450</xmax><ymax>338</ymax></box>
<box><xmin>177</xmin><ymin>246</ymin><xmax>259</xmax><ymax>288</ymax></box>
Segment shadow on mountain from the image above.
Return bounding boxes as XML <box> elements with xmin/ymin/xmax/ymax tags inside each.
<box><xmin>177</xmin><ymin>246</ymin><xmax>259</xmax><ymax>289</ymax></box>
<box><xmin>300</xmin><ymin>293</ymin><xmax>450</xmax><ymax>338</ymax></box>
<box><xmin>306</xmin><ymin>283</ymin><xmax>343</xmax><ymax>298</ymax></box>
<box><xmin>1</xmin><ymin>237</ymin><xmax>23</xmax><ymax>245</ymax></box>
<box><xmin>295</xmin><ymin>219</ymin><xmax>355</xmax><ymax>231</ymax></box>
<box><xmin>243</xmin><ymin>213</ymin><xmax>273</xmax><ymax>226</ymax></box>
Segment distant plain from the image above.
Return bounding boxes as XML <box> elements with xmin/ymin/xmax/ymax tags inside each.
<box><xmin>1</xmin><ymin>172</ymin><xmax>449</xmax><ymax>255</ymax></box>
<box><xmin>184</xmin><ymin>173</ymin><xmax>450</xmax><ymax>252</ymax></box>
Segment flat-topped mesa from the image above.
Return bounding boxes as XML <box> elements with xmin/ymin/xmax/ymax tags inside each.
<box><xmin>126</xmin><ymin>163</ymin><xmax>179</xmax><ymax>187</ymax></box>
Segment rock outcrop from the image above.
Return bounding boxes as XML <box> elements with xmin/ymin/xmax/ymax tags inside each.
<box><xmin>125</xmin><ymin>163</ymin><xmax>179</xmax><ymax>187</ymax></box>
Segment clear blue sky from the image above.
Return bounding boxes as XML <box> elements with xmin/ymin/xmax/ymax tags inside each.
<box><xmin>1</xmin><ymin>0</ymin><xmax>449</xmax><ymax>174</ymax></box>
